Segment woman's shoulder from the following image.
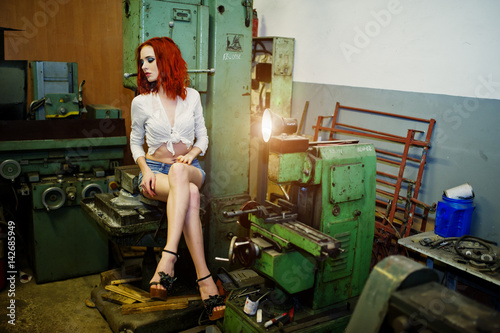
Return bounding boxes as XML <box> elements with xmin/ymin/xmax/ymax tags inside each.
<box><xmin>132</xmin><ymin>93</ymin><xmax>155</xmax><ymax>107</ymax></box>
<box><xmin>185</xmin><ymin>87</ymin><xmax>200</xmax><ymax>98</ymax></box>
<box><xmin>133</xmin><ymin>93</ymin><xmax>154</xmax><ymax>102</ymax></box>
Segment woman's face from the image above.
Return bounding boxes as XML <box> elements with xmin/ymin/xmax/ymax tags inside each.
<box><xmin>140</xmin><ymin>45</ymin><xmax>158</xmax><ymax>82</ymax></box>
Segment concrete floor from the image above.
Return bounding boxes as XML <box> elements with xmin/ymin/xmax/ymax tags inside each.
<box><xmin>0</xmin><ymin>252</ymin><xmax>216</xmax><ymax>333</ymax></box>
<box><xmin>0</xmin><ymin>271</ymin><xmax>112</xmax><ymax>333</ymax></box>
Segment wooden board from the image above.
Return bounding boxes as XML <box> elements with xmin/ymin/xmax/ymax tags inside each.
<box><xmin>100</xmin><ymin>265</ymin><xmax>141</xmax><ymax>287</ymax></box>
<box><xmin>110</xmin><ymin>277</ymin><xmax>142</xmax><ymax>285</ymax></box>
<box><xmin>102</xmin><ymin>292</ymin><xmax>137</xmax><ymax>305</ymax></box>
<box><xmin>121</xmin><ymin>295</ymin><xmax>201</xmax><ymax>315</ymax></box>
<box><xmin>105</xmin><ymin>284</ymin><xmax>151</xmax><ymax>303</ymax></box>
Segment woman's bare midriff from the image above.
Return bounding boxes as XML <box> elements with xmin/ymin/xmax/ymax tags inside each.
<box><xmin>146</xmin><ymin>142</ymin><xmax>191</xmax><ymax>164</ymax></box>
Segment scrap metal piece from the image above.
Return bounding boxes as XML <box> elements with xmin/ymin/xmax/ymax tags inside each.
<box><xmin>345</xmin><ymin>255</ymin><xmax>438</xmax><ymax>333</ymax></box>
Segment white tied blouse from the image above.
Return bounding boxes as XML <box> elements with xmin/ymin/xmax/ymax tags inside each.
<box><xmin>130</xmin><ymin>87</ymin><xmax>209</xmax><ymax>162</ymax></box>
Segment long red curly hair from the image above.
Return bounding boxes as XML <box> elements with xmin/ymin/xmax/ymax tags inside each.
<box><xmin>136</xmin><ymin>37</ymin><xmax>190</xmax><ymax>100</ymax></box>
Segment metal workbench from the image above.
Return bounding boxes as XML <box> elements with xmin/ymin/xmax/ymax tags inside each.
<box><xmin>398</xmin><ymin>231</ymin><xmax>500</xmax><ymax>287</ymax></box>
<box><xmin>398</xmin><ymin>231</ymin><xmax>500</xmax><ymax>310</ymax></box>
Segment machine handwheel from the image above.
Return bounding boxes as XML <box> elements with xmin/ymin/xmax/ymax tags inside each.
<box><xmin>238</xmin><ymin>201</ymin><xmax>260</xmax><ymax>229</ymax></box>
<box><xmin>82</xmin><ymin>183</ymin><xmax>104</xmax><ymax>199</ymax></box>
<box><xmin>0</xmin><ymin>159</ymin><xmax>21</xmax><ymax>180</ymax></box>
<box><xmin>42</xmin><ymin>187</ymin><xmax>66</xmax><ymax>211</ymax></box>
<box><xmin>228</xmin><ymin>236</ymin><xmax>238</xmax><ymax>266</ymax></box>
<box><xmin>233</xmin><ymin>236</ymin><xmax>259</xmax><ymax>268</ymax></box>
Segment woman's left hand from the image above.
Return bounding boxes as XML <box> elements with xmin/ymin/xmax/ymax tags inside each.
<box><xmin>176</xmin><ymin>147</ymin><xmax>201</xmax><ymax>165</ymax></box>
<box><xmin>176</xmin><ymin>153</ymin><xmax>195</xmax><ymax>165</ymax></box>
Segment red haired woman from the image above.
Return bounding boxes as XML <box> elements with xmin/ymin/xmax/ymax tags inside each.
<box><xmin>129</xmin><ymin>37</ymin><xmax>224</xmax><ymax>320</ymax></box>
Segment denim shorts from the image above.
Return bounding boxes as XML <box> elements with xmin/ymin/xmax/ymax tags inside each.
<box><xmin>138</xmin><ymin>158</ymin><xmax>205</xmax><ymax>191</ymax></box>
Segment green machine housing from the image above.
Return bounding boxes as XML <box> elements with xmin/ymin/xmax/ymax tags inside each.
<box><xmin>31</xmin><ymin>61</ymin><xmax>81</xmax><ymax>119</ymax></box>
<box><xmin>0</xmin><ymin>119</ymin><xmax>127</xmax><ymax>283</ymax></box>
<box><xmin>223</xmin><ymin>137</ymin><xmax>376</xmax><ymax>332</ymax></box>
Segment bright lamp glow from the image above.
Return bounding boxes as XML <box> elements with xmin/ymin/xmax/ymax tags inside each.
<box><xmin>262</xmin><ymin>109</ymin><xmax>273</xmax><ymax>142</ymax></box>
<box><xmin>261</xmin><ymin>108</ymin><xmax>298</xmax><ymax>143</ymax></box>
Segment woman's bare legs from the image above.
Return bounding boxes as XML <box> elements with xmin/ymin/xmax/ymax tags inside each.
<box><xmin>182</xmin><ymin>183</ymin><xmax>224</xmax><ymax>312</ymax></box>
<box><xmin>148</xmin><ymin>163</ymin><xmax>223</xmax><ymax>311</ymax></box>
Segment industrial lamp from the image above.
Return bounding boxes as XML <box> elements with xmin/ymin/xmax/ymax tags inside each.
<box><xmin>257</xmin><ymin>109</ymin><xmax>301</xmax><ymax>204</ymax></box>
<box><xmin>261</xmin><ymin>108</ymin><xmax>298</xmax><ymax>142</ymax></box>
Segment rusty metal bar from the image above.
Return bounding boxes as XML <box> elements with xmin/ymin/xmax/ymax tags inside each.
<box><xmin>335</xmin><ymin>122</ymin><xmax>402</xmax><ymax>139</ymax></box>
<box><xmin>377</xmin><ymin>179</ymin><xmax>396</xmax><ymax>188</ymax></box>
<box><xmin>404</xmin><ymin>119</ymin><xmax>436</xmax><ymax>237</ymax></box>
<box><xmin>313</xmin><ymin>102</ymin><xmax>436</xmax><ymax>259</ymax></box>
<box><xmin>376</xmin><ymin>148</ymin><xmax>421</xmax><ymax>163</ymax></box>
<box><xmin>377</xmin><ymin>188</ymin><xmax>400</xmax><ymax>198</ymax></box>
<box><xmin>337</xmin><ymin>103</ymin><xmax>433</xmax><ymax>123</ymax></box>
<box><xmin>387</xmin><ymin>129</ymin><xmax>414</xmax><ymax>227</ymax></box>
<box><xmin>313</xmin><ymin>125</ymin><xmax>429</xmax><ymax>147</ymax></box>
<box><xmin>377</xmin><ymin>156</ymin><xmax>404</xmax><ymax>166</ymax></box>
<box><xmin>377</xmin><ymin>171</ymin><xmax>415</xmax><ymax>184</ymax></box>
<box><xmin>330</xmin><ymin>103</ymin><xmax>341</xmax><ymax>140</ymax></box>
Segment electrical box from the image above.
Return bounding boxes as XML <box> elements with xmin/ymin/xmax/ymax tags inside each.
<box><xmin>86</xmin><ymin>104</ymin><xmax>122</xmax><ymax>119</ymax></box>
<box><xmin>251</xmin><ymin>37</ymin><xmax>294</xmax><ymax>117</ymax></box>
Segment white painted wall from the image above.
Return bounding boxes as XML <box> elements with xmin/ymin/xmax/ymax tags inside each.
<box><xmin>253</xmin><ymin>0</ymin><xmax>500</xmax><ymax>100</ymax></box>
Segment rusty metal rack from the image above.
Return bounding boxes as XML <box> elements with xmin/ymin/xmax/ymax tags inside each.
<box><xmin>313</xmin><ymin>102</ymin><xmax>436</xmax><ymax>259</ymax></box>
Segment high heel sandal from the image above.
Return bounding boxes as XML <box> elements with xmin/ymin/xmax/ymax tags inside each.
<box><xmin>196</xmin><ymin>273</ymin><xmax>226</xmax><ymax>321</ymax></box>
<box><xmin>149</xmin><ymin>250</ymin><xmax>179</xmax><ymax>300</ymax></box>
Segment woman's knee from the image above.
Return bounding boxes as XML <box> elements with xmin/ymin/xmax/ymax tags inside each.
<box><xmin>188</xmin><ymin>183</ymin><xmax>200</xmax><ymax>205</ymax></box>
<box><xmin>168</xmin><ymin>163</ymin><xmax>190</xmax><ymax>184</ymax></box>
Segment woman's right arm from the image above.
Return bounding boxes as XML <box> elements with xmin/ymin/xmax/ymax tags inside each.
<box><xmin>130</xmin><ymin>96</ymin><xmax>156</xmax><ymax>197</ymax></box>
<box><xmin>136</xmin><ymin>156</ymin><xmax>156</xmax><ymax>197</ymax></box>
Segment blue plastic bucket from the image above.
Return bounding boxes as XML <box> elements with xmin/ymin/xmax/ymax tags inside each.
<box><xmin>435</xmin><ymin>195</ymin><xmax>475</xmax><ymax>238</ymax></box>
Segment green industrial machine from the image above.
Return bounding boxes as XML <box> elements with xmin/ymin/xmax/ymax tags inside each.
<box><xmin>222</xmin><ymin>133</ymin><xmax>377</xmax><ymax>332</ymax></box>
<box><xmin>0</xmin><ymin>119</ymin><xmax>127</xmax><ymax>283</ymax></box>
<box><xmin>346</xmin><ymin>255</ymin><xmax>500</xmax><ymax>333</ymax></box>
<box><xmin>30</xmin><ymin>61</ymin><xmax>82</xmax><ymax>119</ymax></box>
<box><xmin>0</xmin><ymin>56</ymin><xmax>127</xmax><ymax>283</ymax></box>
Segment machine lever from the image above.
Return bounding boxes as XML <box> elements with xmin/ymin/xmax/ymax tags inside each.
<box><xmin>188</xmin><ymin>68</ymin><xmax>216</xmax><ymax>74</ymax></box>
<box><xmin>242</xmin><ymin>0</ymin><xmax>252</xmax><ymax>27</ymax></box>
<box><xmin>124</xmin><ymin>68</ymin><xmax>215</xmax><ymax>79</ymax></box>
<box><xmin>223</xmin><ymin>208</ymin><xmax>259</xmax><ymax>218</ymax></box>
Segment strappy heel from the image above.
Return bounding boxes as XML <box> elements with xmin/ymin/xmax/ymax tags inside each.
<box><xmin>196</xmin><ymin>273</ymin><xmax>226</xmax><ymax>321</ymax></box>
<box><xmin>149</xmin><ymin>250</ymin><xmax>179</xmax><ymax>300</ymax></box>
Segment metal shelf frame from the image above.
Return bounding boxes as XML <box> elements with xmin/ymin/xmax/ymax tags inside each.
<box><xmin>313</xmin><ymin>102</ymin><xmax>436</xmax><ymax>258</ymax></box>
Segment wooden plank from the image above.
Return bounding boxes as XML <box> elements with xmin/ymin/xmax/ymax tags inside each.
<box><xmin>121</xmin><ymin>300</ymin><xmax>188</xmax><ymax>315</ymax></box>
<box><xmin>102</xmin><ymin>292</ymin><xmax>137</xmax><ymax>305</ymax></box>
<box><xmin>110</xmin><ymin>277</ymin><xmax>142</xmax><ymax>285</ymax></box>
<box><xmin>105</xmin><ymin>284</ymin><xmax>151</xmax><ymax>303</ymax></box>
<box><xmin>121</xmin><ymin>295</ymin><xmax>201</xmax><ymax>315</ymax></box>
<box><xmin>100</xmin><ymin>264</ymin><xmax>142</xmax><ymax>287</ymax></box>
